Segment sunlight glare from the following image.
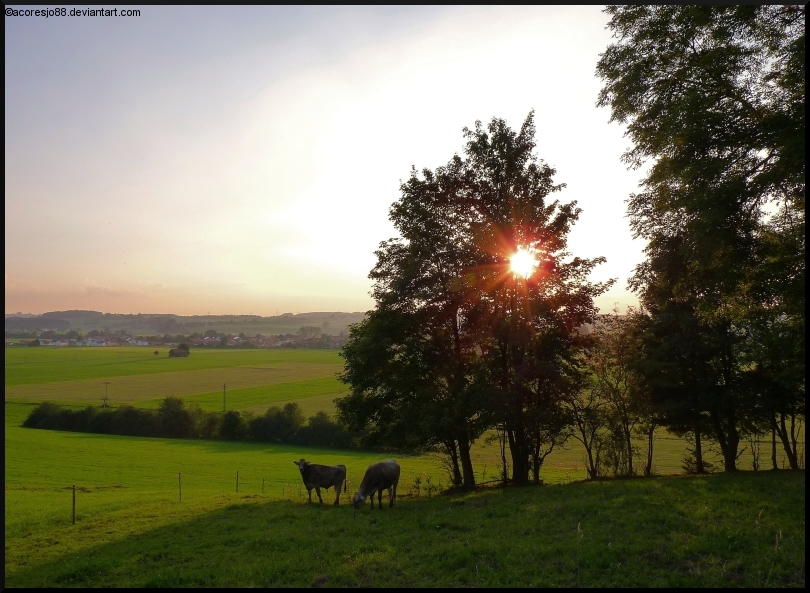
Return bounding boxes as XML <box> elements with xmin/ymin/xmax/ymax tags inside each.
<box><xmin>510</xmin><ymin>248</ymin><xmax>537</xmax><ymax>278</ymax></box>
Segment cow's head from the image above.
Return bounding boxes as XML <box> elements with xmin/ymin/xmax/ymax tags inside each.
<box><xmin>352</xmin><ymin>492</ymin><xmax>366</xmax><ymax>509</ymax></box>
<box><xmin>293</xmin><ymin>459</ymin><xmax>309</xmax><ymax>474</ymax></box>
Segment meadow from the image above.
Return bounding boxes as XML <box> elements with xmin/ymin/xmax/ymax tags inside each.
<box><xmin>5</xmin><ymin>346</ymin><xmax>805</xmax><ymax>586</ymax></box>
<box><xmin>7</xmin><ymin>346</ymin><xmax>791</xmax><ymax>480</ymax></box>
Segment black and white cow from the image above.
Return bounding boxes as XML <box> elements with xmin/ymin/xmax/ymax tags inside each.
<box><xmin>352</xmin><ymin>459</ymin><xmax>400</xmax><ymax>510</ymax></box>
<box><xmin>293</xmin><ymin>459</ymin><xmax>347</xmax><ymax>505</ymax></box>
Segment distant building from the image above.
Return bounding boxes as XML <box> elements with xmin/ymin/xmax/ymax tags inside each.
<box><xmin>168</xmin><ymin>348</ymin><xmax>189</xmax><ymax>357</ymax></box>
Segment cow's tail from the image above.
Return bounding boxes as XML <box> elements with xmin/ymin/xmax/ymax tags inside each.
<box><xmin>344</xmin><ymin>473</ymin><xmax>348</xmax><ymax>493</ymax></box>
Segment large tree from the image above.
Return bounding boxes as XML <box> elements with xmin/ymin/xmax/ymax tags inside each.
<box><xmin>337</xmin><ymin>146</ymin><xmax>488</xmax><ymax>487</ymax></box>
<box><xmin>338</xmin><ymin>112</ymin><xmax>610</xmax><ymax>486</ymax></box>
<box><xmin>597</xmin><ymin>6</ymin><xmax>805</xmax><ymax>470</ymax></box>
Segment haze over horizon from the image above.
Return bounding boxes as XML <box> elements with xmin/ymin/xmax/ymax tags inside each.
<box><xmin>6</xmin><ymin>6</ymin><xmax>645</xmax><ymax>316</ymax></box>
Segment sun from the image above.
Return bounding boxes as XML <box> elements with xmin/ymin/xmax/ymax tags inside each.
<box><xmin>509</xmin><ymin>248</ymin><xmax>538</xmax><ymax>278</ymax></box>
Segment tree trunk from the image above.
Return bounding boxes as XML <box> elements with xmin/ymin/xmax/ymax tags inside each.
<box><xmin>498</xmin><ymin>424</ymin><xmax>509</xmax><ymax>484</ymax></box>
<box><xmin>710</xmin><ymin>411</ymin><xmax>739</xmax><ymax>472</ymax></box>
<box><xmin>445</xmin><ymin>441</ymin><xmax>462</xmax><ymax>487</ymax></box>
<box><xmin>581</xmin><ymin>428</ymin><xmax>599</xmax><ymax>480</ymax></box>
<box><xmin>723</xmin><ymin>430</ymin><xmax>740</xmax><ymax>472</ymax></box>
<box><xmin>771</xmin><ymin>420</ymin><xmax>779</xmax><ymax>470</ymax></box>
<box><xmin>644</xmin><ymin>425</ymin><xmax>655</xmax><ymax>477</ymax></box>
<box><xmin>508</xmin><ymin>426</ymin><xmax>530</xmax><ymax>485</ymax></box>
<box><xmin>458</xmin><ymin>438</ymin><xmax>476</xmax><ymax>488</ymax></box>
<box><xmin>694</xmin><ymin>426</ymin><xmax>704</xmax><ymax>474</ymax></box>
<box><xmin>625</xmin><ymin>423</ymin><xmax>634</xmax><ymax>476</ymax></box>
<box><xmin>776</xmin><ymin>411</ymin><xmax>799</xmax><ymax>470</ymax></box>
<box><xmin>532</xmin><ymin>438</ymin><xmax>543</xmax><ymax>483</ymax></box>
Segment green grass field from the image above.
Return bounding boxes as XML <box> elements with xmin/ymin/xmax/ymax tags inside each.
<box><xmin>5</xmin><ymin>346</ymin><xmax>805</xmax><ymax>586</ymax></box>
<box><xmin>5</xmin><ymin>346</ymin><xmax>344</xmax><ymax>386</ymax></box>
<box><xmin>7</xmin><ymin>346</ymin><xmax>796</xmax><ymax>480</ymax></box>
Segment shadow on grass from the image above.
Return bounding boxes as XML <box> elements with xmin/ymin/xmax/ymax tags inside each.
<box><xmin>5</xmin><ymin>472</ymin><xmax>805</xmax><ymax>588</ymax></box>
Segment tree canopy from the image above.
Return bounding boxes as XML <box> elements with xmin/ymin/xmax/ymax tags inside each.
<box><xmin>337</xmin><ymin>112</ymin><xmax>611</xmax><ymax>486</ymax></box>
<box><xmin>596</xmin><ymin>5</ymin><xmax>805</xmax><ymax>470</ymax></box>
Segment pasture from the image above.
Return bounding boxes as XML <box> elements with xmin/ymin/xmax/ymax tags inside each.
<box><xmin>5</xmin><ymin>420</ymin><xmax>806</xmax><ymax>588</ymax></box>
<box><xmin>6</xmin><ymin>346</ymin><xmax>792</xmax><ymax>482</ymax></box>
<box><xmin>5</xmin><ymin>346</ymin><xmax>805</xmax><ymax>586</ymax></box>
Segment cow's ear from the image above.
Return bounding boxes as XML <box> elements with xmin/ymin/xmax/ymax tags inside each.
<box><xmin>292</xmin><ymin>461</ymin><xmax>298</xmax><ymax>465</ymax></box>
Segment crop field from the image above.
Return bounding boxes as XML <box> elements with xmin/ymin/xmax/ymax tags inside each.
<box><xmin>5</xmin><ymin>347</ymin><xmax>348</xmax><ymax>415</ymax></box>
<box><xmin>5</xmin><ymin>346</ymin><xmax>805</xmax><ymax>586</ymax></box>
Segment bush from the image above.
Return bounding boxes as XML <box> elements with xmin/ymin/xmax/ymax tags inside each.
<box><xmin>293</xmin><ymin>411</ymin><xmax>354</xmax><ymax>449</ymax></box>
<box><xmin>22</xmin><ymin>401</ymin><xmax>381</xmax><ymax>453</ymax></box>
<box><xmin>248</xmin><ymin>404</ymin><xmax>303</xmax><ymax>442</ymax></box>
<box><xmin>220</xmin><ymin>410</ymin><xmax>248</xmax><ymax>440</ymax></box>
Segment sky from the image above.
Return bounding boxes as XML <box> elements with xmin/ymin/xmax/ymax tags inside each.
<box><xmin>5</xmin><ymin>6</ymin><xmax>646</xmax><ymax>316</ymax></box>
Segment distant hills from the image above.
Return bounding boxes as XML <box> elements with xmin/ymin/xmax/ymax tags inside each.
<box><xmin>4</xmin><ymin>310</ymin><xmax>368</xmax><ymax>336</ymax></box>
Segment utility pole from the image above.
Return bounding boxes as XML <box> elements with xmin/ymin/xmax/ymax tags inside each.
<box><xmin>102</xmin><ymin>381</ymin><xmax>110</xmax><ymax>408</ymax></box>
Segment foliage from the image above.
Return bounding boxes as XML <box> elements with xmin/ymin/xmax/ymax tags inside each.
<box><xmin>596</xmin><ymin>6</ymin><xmax>805</xmax><ymax>471</ymax></box>
<box><xmin>22</xmin><ymin>399</ymin><xmax>366</xmax><ymax>450</ymax></box>
<box><xmin>582</xmin><ymin>309</ymin><xmax>660</xmax><ymax>477</ymax></box>
<box><xmin>338</xmin><ymin>112</ymin><xmax>610</xmax><ymax>487</ymax></box>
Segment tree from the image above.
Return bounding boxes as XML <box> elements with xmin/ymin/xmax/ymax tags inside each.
<box><xmin>565</xmin><ymin>380</ymin><xmax>608</xmax><ymax>480</ymax></box>
<box><xmin>157</xmin><ymin>396</ymin><xmax>194</xmax><ymax>438</ymax></box>
<box><xmin>460</xmin><ymin>115</ymin><xmax>611</xmax><ymax>484</ymax></box>
<box><xmin>338</xmin><ymin>112</ymin><xmax>610</xmax><ymax>486</ymax></box>
<box><xmin>584</xmin><ymin>309</ymin><xmax>653</xmax><ymax>476</ymax></box>
<box><xmin>298</xmin><ymin>326</ymin><xmax>321</xmax><ymax>340</ymax></box>
<box><xmin>338</xmin><ymin>158</ymin><xmax>490</xmax><ymax>486</ymax></box>
<box><xmin>597</xmin><ymin>6</ymin><xmax>805</xmax><ymax>471</ymax></box>
<box><xmin>249</xmin><ymin>403</ymin><xmax>304</xmax><ymax>442</ymax></box>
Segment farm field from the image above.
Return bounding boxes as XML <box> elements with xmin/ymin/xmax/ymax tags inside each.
<box><xmin>5</xmin><ymin>347</ymin><xmax>348</xmax><ymax>416</ymax></box>
<box><xmin>5</xmin><ymin>346</ymin><xmax>800</xmax><ymax>484</ymax></box>
<box><xmin>4</xmin><ymin>346</ymin><xmax>806</xmax><ymax>586</ymax></box>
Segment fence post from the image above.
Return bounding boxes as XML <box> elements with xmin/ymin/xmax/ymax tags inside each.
<box><xmin>72</xmin><ymin>485</ymin><xmax>76</xmax><ymax>524</ymax></box>
<box><xmin>262</xmin><ymin>477</ymin><xmax>265</xmax><ymax>495</ymax></box>
<box><xmin>179</xmin><ymin>472</ymin><xmax>182</xmax><ymax>502</ymax></box>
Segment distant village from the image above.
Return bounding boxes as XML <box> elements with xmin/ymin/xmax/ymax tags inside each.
<box><xmin>5</xmin><ymin>327</ymin><xmax>348</xmax><ymax>350</ymax></box>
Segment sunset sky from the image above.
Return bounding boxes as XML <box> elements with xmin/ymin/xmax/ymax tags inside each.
<box><xmin>5</xmin><ymin>6</ymin><xmax>645</xmax><ymax>316</ymax></box>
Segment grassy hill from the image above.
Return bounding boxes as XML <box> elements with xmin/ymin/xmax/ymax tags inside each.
<box><xmin>6</xmin><ymin>462</ymin><xmax>804</xmax><ymax>587</ymax></box>
<box><xmin>5</xmin><ymin>346</ymin><xmax>805</xmax><ymax>586</ymax></box>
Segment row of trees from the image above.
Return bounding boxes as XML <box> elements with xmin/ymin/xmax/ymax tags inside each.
<box><xmin>597</xmin><ymin>5</ymin><xmax>804</xmax><ymax>473</ymax></box>
<box><xmin>336</xmin><ymin>6</ymin><xmax>804</xmax><ymax>487</ymax></box>
<box><xmin>24</xmin><ymin>399</ymin><xmax>363</xmax><ymax>450</ymax></box>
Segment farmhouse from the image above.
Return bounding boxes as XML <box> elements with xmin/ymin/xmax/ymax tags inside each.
<box><xmin>168</xmin><ymin>348</ymin><xmax>189</xmax><ymax>357</ymax></box>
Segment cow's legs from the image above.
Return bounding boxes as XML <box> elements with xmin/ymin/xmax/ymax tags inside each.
<box><xmin>307</xmin><ymin>487</ymin><xmax>313</xmax><ymax>503</ymax></box>
<box><xmin>333</xmin><ymin>484</ymin><xmax>341</xmax><ymax>506</ymax></box>
<box><xmin>388</xmin><ymin>486</ymin><xmax>395</xmax><ymax>507</ymax></box>
<box><xmin>377</xmin><ymin>489</ymin><xmax>383</xmax><ymax>509</ymax></box>
<box><xmin>315</xmin><ymin>486</ymin><xmax>323</xmax><ymax>503</ymax></box>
